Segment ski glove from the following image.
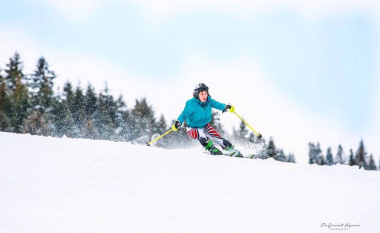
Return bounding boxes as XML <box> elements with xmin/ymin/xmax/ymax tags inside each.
<box><xmin>172</xmin><ymin>120</ymin><xmax>181</xmax><ymax>131</ymax></box>
<box><xmin>223</xmin><ymin>104</ymin><xmax>235</xmax><ymax>113</ymax></box>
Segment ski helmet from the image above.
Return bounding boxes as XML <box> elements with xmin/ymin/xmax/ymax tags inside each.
<box><xmin>193</xmin><ymin>83</ymin><xmax>209</xmax><ymax>99</ymax></box>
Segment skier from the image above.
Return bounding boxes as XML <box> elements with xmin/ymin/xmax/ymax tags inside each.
<box><xmin>172</xmin><ymin>83</ymin><xmax>242</xmax><ymax>157</ymax></box>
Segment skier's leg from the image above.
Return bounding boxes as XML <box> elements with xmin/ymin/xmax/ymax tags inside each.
<box><xmin>204</xmin><ymin>123</ymin><xmax>242</xmax><ymax>157</ymax></box>
<box><xmin>203</xmin><ymin>123</ymin><xmax>232</xmax><ymax>149</ymax></box>
<box><xmin>187</xmin><ymin>127</ymin><xmax>222</xmax><ymax>155</ymax></box>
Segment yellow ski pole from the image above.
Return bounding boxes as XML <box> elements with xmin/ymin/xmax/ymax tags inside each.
<box><xmin>146</xmin><ymin>129</ymin><xmax>174</xmax><ymax>146</ymax></box>
<box><xmin>233</xmin><ymin>111</ymin><xmax>262</xmax><ymax>138</ymax></box>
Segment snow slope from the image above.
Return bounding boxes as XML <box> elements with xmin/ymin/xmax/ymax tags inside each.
<box><xmin>0</xmin><ymin>132</ymin><xmax>379</xmax><ymax>233</ymax></box>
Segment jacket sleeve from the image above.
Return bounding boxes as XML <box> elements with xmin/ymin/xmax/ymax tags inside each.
<box><xmin>210</xmin><ymin>98</ymin><xmax>226</xmax><ymax>111</ymax></box>
<box><xmin>177</xmin><ymin>101</ymin><xmax>192</xmax><ymax>124</ymax></box>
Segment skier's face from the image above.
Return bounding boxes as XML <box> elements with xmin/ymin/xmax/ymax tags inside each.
<box><xmin>199</xmin><ymin>91</ymin><xmax>208</xmax><ymax>102</ymax></box>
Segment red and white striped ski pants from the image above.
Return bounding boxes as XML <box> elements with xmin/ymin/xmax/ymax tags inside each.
<box><xmin>187</xmin><ymin>123</ymin><xmax>231</xmax><ymax>149</ymax></box>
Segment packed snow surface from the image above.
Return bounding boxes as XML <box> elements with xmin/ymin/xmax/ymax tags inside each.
<box><xmin>0</xmin><ymin>132</ymin><xmax>379</xmax><ymax>233</ymax></box>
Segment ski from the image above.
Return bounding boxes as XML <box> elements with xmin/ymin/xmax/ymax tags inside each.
<box><xmin>203</xmin><ymin>151</ymin><xmax>256</xmax><ymax>159</ymax></box>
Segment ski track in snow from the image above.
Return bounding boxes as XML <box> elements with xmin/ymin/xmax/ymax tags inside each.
<box><xmin>0</xmin><ymin>132</ymin><xmax>379</xmax><ymax>233</ymax></box>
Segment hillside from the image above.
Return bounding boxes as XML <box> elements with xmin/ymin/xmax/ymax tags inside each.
<box><xmin>0</xmin><ymin>132</ymin><xmax>378</xmax><ymax>233</ymax></box>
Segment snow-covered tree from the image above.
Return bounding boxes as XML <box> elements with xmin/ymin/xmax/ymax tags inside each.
<box><xmin>356</xmin><ymin>140</ymin><xmax>367</xmax><ymax>169</ymax></box>
<box><xmin>335</xmin><ymin>144</ymin><xmax>346</xmax><ymax>165</ymax></box>
<box><xmin>325</xmin><ymin>147</ymin><xmax>334</xmax><ymax>166</ymax></box>
<box><xmin>274</xmin><ymin>149</ymin><xmax>286</xmax><ymax>162</ymax></box>
<box><xmin>308</xmin><ymin>142</ymin><xmax>316</xmax><ymax>164</ymax></box>
<box><xmin>348</xmin><ymin>149</ymin><xmax>356</xmax><ymax>166</ymax></box>
<box><xmin>233</xmin><ymin>120</ymin><xmax>248</xmax><ymax>143</ymax></box>
<box><xmin>30</xmin><ymin>57</ymin><xmax>56</xmax><ymax>114</ymax></box>
<box><xmin>248</xmin><ymin>132</ymin><xmax>255</xmax><ymax>143</ymax></box>
<box><xmin>23</xmin><ymin>110</ymin><xmax>50</xmax><ymax>136</ymax></box>
<box><xmin>286</xmin><ymin>153</ymin><xmax>296</xmax><ymax>163</ymax></box>
<box><xmin>154</xmin><ymin>114</ymin><xmax>167</xmax><ymax>135</ymax></box>
<box><xmin>314</xmin><ymin>143</ymin><xmax>323</xmax><ymax>165</ymax></box>
<box><xmin>129</xmin><ymin>97</ymin><xmax>156</xmax><ymax>140</ymax></box>
<box><xmin>3</xmin><ymin>52</ymin><xmax>30</xmax><ymax>133</ymax></box>
<box><xmin>367</xmin><ymin>154</ymin><xmax>377</xmax><ymax>171</ymax></box>
<box><xmin>266</xmin><ymin>137</ymin><xmax>277</xmax><ymax>158</ymax></box>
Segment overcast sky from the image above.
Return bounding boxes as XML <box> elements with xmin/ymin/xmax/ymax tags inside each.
<box><xmin>1</xmin><ymin>0</ymin><xmax>379</xmax><ymax>163</ymax></box>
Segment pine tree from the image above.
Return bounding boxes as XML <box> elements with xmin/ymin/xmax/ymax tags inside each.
<box><xmin>367</xmin><ymin>154</ymin><xmax>377</xmax><ymax>171</ymax></box>
<box><xmin>266</xmin><ymin>137</ymin><xmax>277</xmax><ymax>158</ymax></box>
<box><xmin>83</xmin><ymin>116</ymin><xmax>98</xmax><ymax>139</ymax></box>
<box><xmin>233</xmin><ymin>120</ymin><xmax>248</xmax><ymax>143</ymax></box>
<box><xmin>356</xmin><ymin>140</ymin><xmax>367</xmax><ymax>169</ymax></box>
<box><xmin>3</xmin><ymin>52</ymin><xmax>30</xmax><ymax>133</ymax></box>
<box><xmin>114</xmin><ymin>95</ymin><xmax>129</xmax><ymax>141</ymax></box>
<box><xmin>335</xmin><ymin>144</ymin><xmax>346</xmax><ymax>165</ymax></box>
<box><xmin>253</xmin><ymin>137</ymin><xmax>268</xmax><ymax>159</ymax></box>
<box><xmin>12</xmin><ymin>76</ymin><xmax>30</xmax><ymax>133</ymax></box>
<box><xmin>50</xmin><ymin>93</ymin><xmax>74</xmax><ymax>138</ymax></box>
<box><xmin>348</xmin><ymin>149</ymin><xmax>356</xmax><ymax>166</ymax></box>
<box><xmin>84</xmin><ymin>84</ymin><xmax>97</xmax><ymax>118</ymax></box>
<box><xmin>248</xmin><ymin>132</ymin><xmax>255</xmax><ymax>143</ymax></box>
<box><xmin>4</xmin><ymin>52</ymin><xmax>24</xmax><ymax>91</ymax></box>
<box><xmin>0</xmin><ymin>67</ymin><xmax>5</xmax><ymax>111</ymax></box>
<box><xmin>129</xmin><ymin>97</ymin><xmax>156</xmax><ymax>140</ymax></box>
<box><xmin>72</xmin><ymin>84</ymin><xmax>86</xmax><ymax>136</ymax></box>
<box><xmin>23</xmin><ymin>110</ymin><xmax>50</xmax><ymax>136</ymax></box>
<box><xmin>309</xmin><ymin>142</ymin><xmax>323</xmax><ymax>165</ymax></box>
<box><xmin>325</xmin><ymin>147</ymin><xmax>334</xmax><ymax>166</ymax></box>
<box><xmin>61</xmin><ymin>81</ymin><xmax>76</xmax><ymax>136</ymax></box>
<box><xmin>63</xmin><ymin>81</ymin><xmax>74</xmax><ymax>104</ymax></box>
<box><xmin>154</xmin><ymin>114</ymin><xmax>167</xmax><ymax>135</ymax></box>
<box><xmin>30</xmin><ymin>57</ymin><xmax>56</xmax><ymax>114</ymax></box>
<box><xmin>94</xmin><ymin>85</ymin><xmax>119</xmax><ymax>140</ymax></box>
<box><xmin>286</xmin><ymin>153</ymin><xmax>296</xmax><ymax>163</ymax></box>
<box><xmin>315</xmin><ymin>143</ymin><xmax>323</xmax><ymax>165</ymax></box>
<box><xmin>308</xmin><ymin>142</ymin><xmax>316</xmax><ymax>164</ymax></box>
<box><xmin>320</xmin><ymin>155</ymin><xmax>326</xmax><ymax>166</ymax></box>
<box><xmin>0</xmin><ymin>108</ymin><xmax>11</xmax><ymax>131</ymax></box>
<box><xmin>274</xmin><ymin>149</ymin><xmax>286</xmax><ymax>162</ymax></box>
<box><xmin>73</xmin><ymin>84</ymin><xmax>98</xmax><ymax>139</ymax></box>
<box><xmin>0</xmin><ymin>69</ymin><xmax>12</xmax><ymax>131</ymax></box>
<box><xmin>116</xmin><ymin>99</ymin><xmax>132</xmax><ymax>142</ymax></box>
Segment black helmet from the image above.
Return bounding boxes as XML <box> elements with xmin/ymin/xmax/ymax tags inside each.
<box><xmin>193</xmin><ymin>83</ymin><xmax>209</xmax><ymax>99</ymax></box>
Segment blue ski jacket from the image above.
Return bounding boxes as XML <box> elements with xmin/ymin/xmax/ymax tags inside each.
<box><xmin>177</xmin><ymin>96</ymin><xmax>226</xmax><ymax>128</ymax></box>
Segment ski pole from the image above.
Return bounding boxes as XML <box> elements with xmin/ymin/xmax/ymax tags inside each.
<box><xmin>146</xmin><ymin>129</ymin><xmax>174</xmax><ymax>146</ymax></box>
<box><xmin>233</xmin><ymin>111</ymin><xmax>262</xmax><ymax>138</ymax></box>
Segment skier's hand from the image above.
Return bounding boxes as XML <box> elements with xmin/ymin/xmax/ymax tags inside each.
<box><xmin>172</xmin><ymin>120</ymin><xmax>181</xmax><ymax>131</ymax></box>
<box><xmin>223</xmin><ymin>104</ymin><xmax>235</xmax><ymax>113</ymax></box>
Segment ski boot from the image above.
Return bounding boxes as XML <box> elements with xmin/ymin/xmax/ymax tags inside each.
<box><xmin>224</xmin><ymin>145</ymin><xmax>243</xmax><ymax>157</ymax></box>
<box><xmin>204</xmin><ymin>140</ymin><xmax>223</xmax><ymax>155</ymax></box>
